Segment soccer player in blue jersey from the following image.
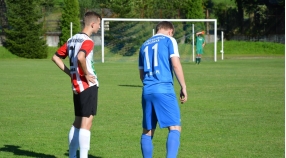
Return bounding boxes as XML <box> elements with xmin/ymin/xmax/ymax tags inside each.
<box><xmin>138</xmin><ymin>21</ymin><xmax>188</xmax><ymax>158</ymax></box>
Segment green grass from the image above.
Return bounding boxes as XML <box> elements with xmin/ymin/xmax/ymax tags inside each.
<box><xmin>216</xmin><ymin>41</ymin><xmax>285</xmax><ymax>55</ymax></box>
<box><xmin>0</xmin><ymin>47</ymin><xmax>59</xmax><ymax>60</ymax></box>
<box><xmin>2</xmin><ymin>41</ymin><xmax>284</xmax><ymax>62</ymax></box>
<box><xmin>0</xmin><ymin>57</ymin><xmax>284</xmax><ymax>157</ymax></box>
<box><xmin>0</xmin><ymin>42</ymin><xmax>284</xmax><ymax>157</ymax></box>
<box><xmin>0</xmin><ymin>47</ymin><xmax>19</xmax><ymax>59</ymax></box>
<box><xmin>92</xmin><ymin>41</ymin><xmax>284</xmax><ymax>63</ymax></box>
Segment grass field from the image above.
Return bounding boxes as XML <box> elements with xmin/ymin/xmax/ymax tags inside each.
<box><xmin>0</xmin><ymin>55</ymin><xmax>284</xmax><ymax>157</ymax></box>
<box><xmin>89</xmin><ymin>41</ymin><xmax>284</xmax><ymax>63</ymax></box>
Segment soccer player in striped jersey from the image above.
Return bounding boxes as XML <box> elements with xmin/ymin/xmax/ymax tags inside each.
<box><xmin>138</xmin><ymin>21</ymin><xmax>188</xmax><ymax>158</ymax></box>
<box><xmin>52</xmin><ymin>11</ymin><xmax>101</xmax><ymax>158</ymax></box>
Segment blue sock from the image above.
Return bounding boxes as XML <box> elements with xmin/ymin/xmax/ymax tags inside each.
<box><xmin>140</xmin><ymin>134</ymin><xmax>153</xmax><ymax>158</ymax></box>
<box><xmin>166</xmin><ymin>130</ymin><xmax>180</xmax><ymax>158</ymax></box>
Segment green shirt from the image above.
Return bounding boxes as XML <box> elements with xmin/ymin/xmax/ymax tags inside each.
<box><xmin>196</xmin><ymin>36</ymin><xmax>205</xmax><ymax>49</ymax></box>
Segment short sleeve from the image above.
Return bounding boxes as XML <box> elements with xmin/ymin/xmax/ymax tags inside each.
<box><xmin>55</xmin><ymin>43</ymin><xmax>68</xmax><ymax>59</ymax></box>
<box><xmin>80</xmin><ymin>40</ymin><xmax>94</xmax><ymax>56</ymax></box>
<box><xmin>169</xmin><ymin>37</ymin><xmax>180</xmax><ymax>58</ymax></box>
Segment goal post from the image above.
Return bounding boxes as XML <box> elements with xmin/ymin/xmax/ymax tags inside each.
<box><xmin>101</xmin><ymin>18</ymin><xmax>217</xmax><ymax>63</ymax></box>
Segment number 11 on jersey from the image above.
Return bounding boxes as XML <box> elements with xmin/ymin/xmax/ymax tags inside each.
<box><xmin>144</xmin><ymin>43</ymin><xmax>158</xmax><ymax>70</ymax></box>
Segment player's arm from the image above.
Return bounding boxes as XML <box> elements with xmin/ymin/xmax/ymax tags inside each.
<box><xmin>138</xmin><ymin>49</ymin><xmax>144</xmax><ymax>82</ymax></box>
<box><xmin>139</xmin><ymin>69</ymin><xmax>144</xmax><ymax>82</ymax></box>
<box><xmin>77</xmin><ymin>51</ymin><xmax>95</xmax><ymax>84</ymax></box>
<box><xmin>196</xmin><ymin>31</ymin><xmax>204</xmax><ymax>36</ymax></box>
<box><xmin>52</xmin><ymin>43</ymin><xmax>70</xmax><ymax>76</ymax></box>
<box><xmin>52</xmin><ymin>54</ymin><xmax>70</xmax><ymax>76</ymax></box>
<box><xmin>171</xmin><ymin>57</ymin><xmax>187</xmax><ymax>104</ymax></box>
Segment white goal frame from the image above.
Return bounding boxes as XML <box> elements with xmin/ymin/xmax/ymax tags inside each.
<box><xmin>101</xmin><ymin>18</ymin><xmax>217</xmax><ymax>63</ymax></box>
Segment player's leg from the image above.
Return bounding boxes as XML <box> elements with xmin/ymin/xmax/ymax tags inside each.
<box><xmin>79</xmin><ymin>116</ymin><xmax>94</xmax><ymax>158</ymax></box>
<box><xmin>167</xmin><ymin>126</ymin><xmax>181</xmax><ymax>158</ymax></box>
<box><xmin>74</xmin><ymin>86</ymin><xmax>98</xmax><ymax>158</ymax></box>
<box><xmin>195</xmin><ymin>51</ymin><xmax>199</xmax><ymax>64</ymax></box>
<box><xmin>141</xmin><ymin>94</ymin><xmax>157</xmax><ymax>158</ymax></box>
<box><xmin>152</xmin><ymin>93</ymin><xmax>181</xmax><ymax>158</ymax></box>
<box><xmin>68</xmin><ymin>93</ymin><xmax>82</xmax><ymax>158</ymax></box>
<box><xmin>68</xmin><ymin>124</ymin><xmax>80</xmax><ymax>158</ymax></box>
<box><xmin>71</xmin><ymin>116</ymin><xmax>94</xmax><ymax>158</ymax></box>
<box><xmin>198</xmin><ymin>50</ymin><xmax>202</xmax><ymax>64</ymax></box>
<box><xmin>141</xmin><ymin>128</ymin><xmax>155</xmax><ymax>158</ymax></box>
<box><xmin>69</xmin><ymin>116</ymin><xmax>94</xmax><ymax>158</ymax></box>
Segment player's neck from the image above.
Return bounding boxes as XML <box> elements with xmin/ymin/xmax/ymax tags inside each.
<box><xmin>81</xmin><ymin>28</ymin><xmax>92</xmax><ymax>37</ymax></box>
<box><xmin>157</xmin><ymin>29</ymin><xmax>172</xmax><ymax>37</ymax></box>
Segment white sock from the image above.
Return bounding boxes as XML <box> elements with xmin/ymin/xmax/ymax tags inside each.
<box><xmin>79</xmin><ymin>128</ymin><xmax>91</xmax><ymax>158</ymax></box>
<box><xmin>68</xmin><ymin>126</ymin><xmax>79</xmax><ymax>158</ymax></box>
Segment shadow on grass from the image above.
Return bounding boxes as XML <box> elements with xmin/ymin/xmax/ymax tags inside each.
<box><xmin>118</xmin><ymin>84</ymin><xmax>142</xmax><ymax>88</ymax></box>
<box><xmin>64</xmin><ymin>150</ymin><xmax>103</xmax><ymax>158</ymax></box>
<box><xmin>0</xmin><ymin>145</ymin><xmax>56</xmax><ymax>157</ymax></box>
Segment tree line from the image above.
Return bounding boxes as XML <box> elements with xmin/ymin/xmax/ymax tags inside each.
<box><xmin>1</xmin><ymin>0</ymin><xmax>284</xmax><ymax>58</ymax></box>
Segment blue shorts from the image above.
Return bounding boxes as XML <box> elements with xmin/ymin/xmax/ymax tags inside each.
<box><xmin>142</xmin><ymin>93</ymin><xmax>181</xmax><ymax>129</ymax></box>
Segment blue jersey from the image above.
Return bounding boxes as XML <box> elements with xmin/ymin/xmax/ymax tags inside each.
<box><xmin>139</xmin><ymin>34</ymin><xmax>180</xmax><ymax>94</ymax></box>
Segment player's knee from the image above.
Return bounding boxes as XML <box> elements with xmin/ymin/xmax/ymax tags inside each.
<box><xmin>79</xmin><ymin>116</ymin><xmax>94</xmax><ymax>130</ymax></box>
<box><xmin>142</xmin><ymin>128</ymin><xmax>155</xmax><ymax>136</ymax></box>
<box><xmin>169</xmin><ymin>126</ymin><xmax>181</xmax><ymax>132</ymax></box>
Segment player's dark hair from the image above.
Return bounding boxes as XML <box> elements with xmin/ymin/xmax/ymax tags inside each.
<box><xmin>155</xmin><ymin>21</ymin><xmax>175</xmax><ymax>34</ymax></box>
<box><xmin>84</xmin><ymin>11</ymin><xmax>101</xmax><ymax>25</ymax></box>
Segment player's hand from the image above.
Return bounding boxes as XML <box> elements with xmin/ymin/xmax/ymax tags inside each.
<box><xmin>180</xmin><ymin>88</ymin><xmax>187</xmax><ymax>104</ymax></box>
<box><xmin>85</xmin><ymin>74</ymin><xmax>96</xmax><ymax>84</ymax></box>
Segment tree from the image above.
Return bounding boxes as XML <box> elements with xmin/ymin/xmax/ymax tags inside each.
<box><xmin>40</xmin><ymin>0</ymin><xmax>56</xmax><ymax>33</ymax></box>
<box><xmin>4</xmin><ymin>0</ymin><xmax>48</xmax><ymax>59</ymax></box>
<box><xmin>180</xmin><ymin>0</ymin><xmax>205</xmax><ymax>43</ymax></box>
<box><xmin>0</xmin><ymin>0</ymin><xmax>8</xmax><ymax>44</ymax></box>
<box><xmin>233</xmin><ymin>0</ymin><xmax>278</xmax><ymax>34</ymax></box>
<box><xmin>78</xmin><ymin>0</ymin><xmax>101</xmax><ymax>18</ymax></box>
<box><xmin>234</xmin><ymin>0</ymin><xmax>285</xmax><ymax>35</ymax></box>
<box><xmin>58</xmin><ymin>0</ymin><xmax>80</xmax><ymax>46</ymax></box>
<box><xmin>102</xmin><ymin>0</ymin><xmax>207</xmax><ymax>55</ymax></box>
<box><xmin>103</xmin><ymin>0</ymin><xmax>131</xmax><ymax>18</ymax></box>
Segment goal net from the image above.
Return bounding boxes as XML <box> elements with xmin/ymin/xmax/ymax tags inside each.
<box><xmin>94</xmin><ymin>18</ymin><xmax>217</xmax><ymax>63</ymax></box>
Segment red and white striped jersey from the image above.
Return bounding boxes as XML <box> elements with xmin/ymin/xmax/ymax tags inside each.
<box><xmin>56</xmin><ymin>33</ymin><xmax>99</xmax><ymax>94</ymax></box>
